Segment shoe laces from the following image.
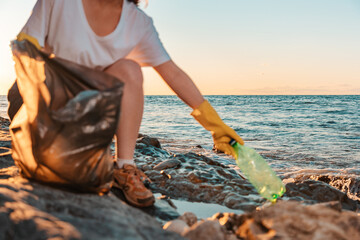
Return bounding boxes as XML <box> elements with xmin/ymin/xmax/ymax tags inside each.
<box><xmin>123</xmin><ymin>165</ymin><xmax>152</xmax><ymax>184</ymax></box>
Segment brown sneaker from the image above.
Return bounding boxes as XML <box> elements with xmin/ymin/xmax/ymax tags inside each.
<box><xmin>112</xmin><ymin>164</ymin><xmax>155</xmax><ymax>207</ymax></box>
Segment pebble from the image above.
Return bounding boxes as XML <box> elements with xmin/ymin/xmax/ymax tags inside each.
<box><xmin>163</xmin><ymin>219</ymin><xmax>189</xmax><ymax>235</ymax></box>
<box><xmin>178</xmin><ymin>212</ymin><xmax>198</xmax><ymax>227</ymax></box>
<box><xmin>183</xmin><ymin>220</ymin><xmax>226</xmax><ymax>240</ymax></box>
<box><xmin>154</xmin><ymin>159</ymin><xmax>182</xmax><ymax>171</ymax></box>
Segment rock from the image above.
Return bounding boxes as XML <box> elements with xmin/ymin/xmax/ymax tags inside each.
<box><xmin>140</xmin><ymin>197</ymin><xmax>180</xmax><ymax>223</ymax></box>
<box><xmin>163</xmin><ymin>219</ymin><xmax>189</xmax><ymax>235</ymax></box>
<box><xmin>285</xmin><ymin>180</ymin><xmax>359</xmax><ymax>211</ymax></box>
<box><xmin>0</xmin><ymin>175</ymin><xmax>186</xmax><ymax>240</ymax></box>
<box><xmin>185</xmin><ymin>152</ymin><xmax>227</xmax><ymax>168</ymax></box>
<box><xmin>2</xmin><ymin>117</ymin><xmax>360</xmax><ymax>239</ymax></box>
<box><xmin>234</xmin><ymin>201</ymin><xmax>360</xmax><ymax>240</ymax></box>
<box><xmin>158</xmin><ymin>195</ymin><xmax>178</xmax><ymax>209</ymax></box>
<box><xmin>178</xmin><ymin>212</ymin><xmax>198</xmax><ymax>227</ymax></box>
<box><xmin>0</xmin><ymin>176</ymin><xmax>187</xmax><ymax>239</ymax></box>
<box><xmin>0</xmin><ymin>117</ymin><xmax>10</xmax><ymax>127</ymax></box>
<box><xmin>223</xmin><ymin>193</ymin><xmax>249</xmax><ymax>210</ymax></box>
<box><xmin>154</xmin><ymin>159</ymin><xmax>182</xmax><ymax>171</ymax></box>
<box><xmin>137</xmin><ymin>135</ymin><xmax>162</xmax><ymax>148</ymax></box>
<box><xmin>236</xmin><ymin>218</ymin><xmax>276</xmax><ymax>240</ymax></box>
<box><xmin>0</xmin><ymin>140</ymin><xmax>184</xmax><ymax>239</ymax></box>
<box><xmin>135</xmin><ymin>144</ymin><xmax>170</xmax><ymax>158</ymax></box>
<box><xmin>225</xmin><ymin>234</ymin><xmax>238</xmax><ymax>240</ymax></box>
<box><xmin>210</xmin><ymin>212</ymin><xmax>236</xmax><ymax>231</ymax></box>
<box><xmin>187</xmin><ymin>172</ymin><xmax>204</xmax><ymax>184</ymax></box>
<box><xmin>183</xmin><ymin>220</ymin><xmax>227</xmax><ymax>240</ymax></box>
<box><xmin>308</xmin><ymin>174</ymin><xmax>360</xmax><ymax>202</ymax></box>
<box><xmin>313</xmin><ymin>201</ymin><xmax>342</xmax><ymax>212</ymax></box>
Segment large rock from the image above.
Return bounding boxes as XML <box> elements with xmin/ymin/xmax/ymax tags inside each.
<box><xmin>211</xmin><ymin>201</ymin><xmax>360</xmax><ymax>240</ymax></box>
<box><xmin>0</xmin><ymin>175</ymin><xmax>185</xmax><ymax>240</ymax></box>
<box><xmin>0</xmin><ymin>120</ymin><xmax>184</xmax><ymax>240</ymax></box>
<box><xmin>285</xmin><ymin>180</ymin><xmax>359</xmax><ymax>211</ymax></box>
<box><xmin>136</xmin><ymin>135</ymin><xmax>162</xmax><ymax>149</ymax></box>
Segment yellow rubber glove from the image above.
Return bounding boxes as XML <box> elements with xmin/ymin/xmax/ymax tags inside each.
<box><xmin>17</xmin><ymin>32</ymin><xmax>41</xmax><ymax>50</ymax></box>
<box><xmin>191</xmin><ymin>100</ymin><xmax>244</xmax><ymax>158</ymax></box>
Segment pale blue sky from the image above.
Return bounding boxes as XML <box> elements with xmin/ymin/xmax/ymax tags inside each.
<box><xmin>1</xmin><ymin>0</ymin><xmax>359</xmax><ymax>95</ymax></box>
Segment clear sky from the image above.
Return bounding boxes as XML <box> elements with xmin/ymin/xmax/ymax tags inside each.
<box><xmin>0</xmin><ymin>0</ymin><xmax>359</xmax><ymax>95</ymax></box>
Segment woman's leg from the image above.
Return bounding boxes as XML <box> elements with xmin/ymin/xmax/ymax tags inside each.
<box><xmin>105</xmin><ymin>59</ymin><xmax>144</xmax><ymax>161</ymax></box>
<box><xmin>105</xmin><ymin>59</ymin><xmax>154</xmax><ymax>207</ymax></box>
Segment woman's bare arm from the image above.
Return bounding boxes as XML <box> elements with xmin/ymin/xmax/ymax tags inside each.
<box><xmin>154</xmin><ymin>60</ymin><xmax>205</xmax><ymax>109</ymax></box>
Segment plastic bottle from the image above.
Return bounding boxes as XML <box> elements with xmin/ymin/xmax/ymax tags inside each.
<box><xmin>231</xmin><ymin>140</ymin><xmax>285</xmax><ymax>202</ymax></box>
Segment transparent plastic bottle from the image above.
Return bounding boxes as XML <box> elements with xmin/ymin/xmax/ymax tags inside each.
<box><xmin>231</xmin><ymin>140</ymin><xmax>285</xmax><ymax>202</ymax></box>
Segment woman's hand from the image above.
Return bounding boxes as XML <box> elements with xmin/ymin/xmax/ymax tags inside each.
<box><xmin>17</xmin><ymin>32</ymin><xmax>41</xmax><ymax>50</ymax></box>
<box><xmin>191</xmin><ymin>100</ymin><xmax>244</xmax><ymax>158</ymax></box>
<box><xmin>154</xmin><ymin>61</ymin><xmax>243</xmax><ymax>158</ymax></box>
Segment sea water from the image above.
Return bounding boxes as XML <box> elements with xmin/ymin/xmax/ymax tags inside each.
<box><xmin>0</xmin><ymin>95</ymin><xmax>7</xmax><ymax>119</ymax></box>
<box><xmin>141</xmin><ymin>95</ymin><xmax>359</xmax><ymax>172</ymax></box>
<box><xmin>1</xmin><ymin>95</ymin><xmax>359</xmax><ymax>174</ymax></box>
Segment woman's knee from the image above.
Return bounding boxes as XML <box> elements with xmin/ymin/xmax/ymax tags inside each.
<box><xmin>105</xmin><ymin>59</ymin><xmax>143</xmax><ymax>89</ymax></box>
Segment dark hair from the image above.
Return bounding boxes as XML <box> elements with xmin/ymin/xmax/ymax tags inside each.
<box><xmin>127</xmin><ymin>0</ymin><xmax>140</xmax><ymax>6</ymax></box>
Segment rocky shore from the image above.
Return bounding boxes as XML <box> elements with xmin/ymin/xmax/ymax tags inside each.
<box><xmin>1</xmin><ymin>116</ymin><xmax>359</xmax><ymax>239</ymax></box>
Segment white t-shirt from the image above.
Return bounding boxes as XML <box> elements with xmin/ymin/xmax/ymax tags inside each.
<box><xmin>21</xmin><ymin>0</ymin><xmax>171</xmax><ymax>70</ymax></box>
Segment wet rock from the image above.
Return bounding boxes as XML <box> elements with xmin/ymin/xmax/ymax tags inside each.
<box><xmin>136</xmin><ymin>147</ymin><xmax>169</xmax><ymax>158</ymax></box>
<box><xmin>178</xmin><ymin>212</ymin><xmax>198</xmax><ymax>227</ymax></box>
<box><xmin>136</xmin><ymin>145</ymin><xmax>170</xmax><ymax>158</ymax></box>
<box><xmin>187</xmin><ymin>172</ymin><xmax>204</xmax><ymax>184</ymax></box>
<box><xmin>141</xmin><ymin>146</ymin><xmax>260</xmax><ymax>209</ymax></box>
<box><xmin>135</xmin><ymin>142</ymin><xmax>147</xmax><ymax>150</ymax></box>
<box><xmin>163</xmin><ymin>219</ymin><xmax>189</xmax><ymax>235</ymax></box>
<box><xmin>311</xmin><ymin>175</ymin><xmax>360</xmax><ymax>201</ymax></box>
<box><xmin>184</xmin><ymin>152</ymin><xmax>228</xmax><ymax>168</ymax></box>
<box><xmin>154</xmin><ymin>159</ymin><xmax>182</xmax><ymax>171</ymax></box>
<box><xmin>0</xmin><ymin>117</ymin><xmax>10</xmax><ymax>127</ymax></box>
<box><xmin>140</xmin><ymin>197</ymin><xmax>180</xmax><ymax>223</ymax></box>
<box><xmin>223</xmin><ymin>193</ymin><xmax>248</xmax><ymax>209</ymax></box>
<box><xmin>183</xmin><ymin>220</ymin><xmax>227</xmax><ymax>240</ymax></box>
<box><xmin>216</xmin><ymin>168</ymin><xmax>235</xmax><ymax>179</ymax></box>
<box><xmin>135</xmin><ymin>132</ymin><xmax>360</xmax><ymax>214</ymax></box>
<box><xmin>285</xmin><ymin>180</ymin><xmax>359</xmax><ymax>211</ymax></box>
<box><xmin>184</xmin><ymin>165</ymin><xmax>195</xmax><ymax>171</ymax></box>
<box><xmin>137</xmin><ymin>135</ymin><xmax>162</xmax><ymax>148</ymax></box>
<box><xmin>235</xmin><ymin>203</ymin><xmax>257</xmax><ymax>212</ymax></box>
<box><xmin>158</xmin><ymin>195</ymin><xmax>178</xmax><ymax>209</ymax></box>
<box><xmin>141</xmin><ymin>164</ymin><xmax>152</xmax><ymax>171</ymax></box>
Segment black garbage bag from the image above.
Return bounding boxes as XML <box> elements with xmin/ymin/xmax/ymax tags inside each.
<box><xmin>9</xmin><ymin>40</ymin><xmax>124</xmax><ymax>193</ymax></box>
